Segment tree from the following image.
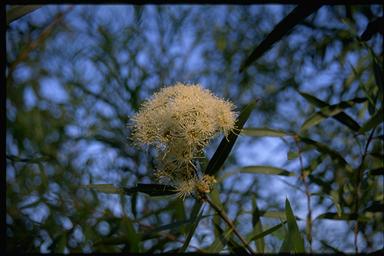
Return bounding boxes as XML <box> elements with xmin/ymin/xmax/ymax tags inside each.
<box><xmin>6</xmin><ymin>4</ymin><xmax>383</xmax><ymax>253</ymax></box>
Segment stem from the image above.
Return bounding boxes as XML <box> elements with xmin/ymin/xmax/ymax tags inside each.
<box><xmin>295</xmin><ymin>136</ymin><xmax>312</xmax><ymax>253</ymax></box>
<box><xmin>354</xmin><ymin>128</ymin><xmax>376</xmax><ymax>253</ymax></box>
<box><xmin>204</xmin><ymin>195</ymin><xmax>255</xmax><ymax>255</ymax></box>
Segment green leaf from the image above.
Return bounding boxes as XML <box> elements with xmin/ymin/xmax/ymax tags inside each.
<box><xmin>315</xmin><ymin>212</ymin><xmax>370</xmax><ymax>222</ymax></box>
<box><xmin>82</xmin><ymin>184</ymin><xmax>125</xmax><ymax>194</ymax></box>
<box><xmin>369</xmin><ymin>167</ymin><xmax>384</xmax><ymax>176</ymax></box>
<box><xmin>285</xmin><ymin>198</ymin><xmax>305</xmax><ymax>253</ymax></box>
<box><xmin>241</xmin><ymin>127</ymin><xmax>291</xmax><ymax>137</ymax></box>
<box><xmin>372</xmin><ymin>51</ymin><xmax>384</xmax><ymax>94</ymax></box>
<box><xmin>359</xmin><ymin>107</ymin><xmax>384</xmax><ymax>132</ymax></box>
<box><xmin>320</xmin><ymin>240</ymin><xmax>345</xmax><ymax>254</ymax></box>
<box><xmin>363</xmin><ymin>201</ymin><xmax>384</xmax><ymax>212</ymax></box>
<box><xmin>179</xmin><ymin>203</ymin><xmax>204</xmax><ymax>252</ymax></box>
<box><xmin>206</xmin><ymin>222</ymin><xmax>233</xmax><ymax>253</ymax></box>
<box><xmin>205</xmin><ymin>100</ymin><xmax>258</xmax><ymax>176</ymax></box>
<box><xmin>240</xmin><ymin>166</ymin><xmax>295</xmax><ymax>176</ymax></box>
<box><xmin>121</xmin><ymin>216</ymin><xmax>140</xmax><ymax>252</ymax></box>
<box><xmin>299</xmin><ymin>137</ymin><xmax>353</xmax><ymax>173</ymax></box>
<box><xmin>251</xmin><ymin>198</ymin><xmax>265</xmax><ymax>253</ymax></box>
<box><xmin>301</xmin><ymin>98</ymin><xmax>366</xmax><ymax>131</ymax></box>
<box><xmin>299</xmin><ymin>91</ymin><xmax>361</xmax><ymax>132</ymax></box>
<box><xmin>6</xmin><ymin>5</ymin><xmax>42</xmax><ymax>25</ymax></box>
<box><xmin>125</xmin><ymin>183</ymin><xmax>177</xmax><ymax>196</ymax></box>
<box><xmin>239</xmin><ymin>3</ymin><xmax>321</xmax><ymax>72</ymax></box>
<box><xmin>248</xmin><ymin>221</ymin><xmax>286</xmax><ymax>242</ymax></box>
<box><xmin>144</xmin><ymin>217</ymin><xmax>211</xmax><ymax>235</ymax></box>
<box><xmin>279</xmin><ymin>225</ymin><xmax>291</xmax><ymax>253</ymax></box>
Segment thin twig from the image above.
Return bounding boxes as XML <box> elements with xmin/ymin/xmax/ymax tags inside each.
<box><xmin>203</xmin><ymin>194</ymin><xmax>255</xmax><ymax>255</ymax></box>
<box><xmin>295</xmin><ymin>136</ymin><xmax>312</xmax><ymax>253</ymax></box>
<box><xmin>354</xmin><ymin>128</ymin><xmax>376</xmax><ymax>253</ymax></box>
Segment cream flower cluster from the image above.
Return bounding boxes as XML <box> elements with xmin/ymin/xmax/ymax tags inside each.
<box><xmin>131</xmin><ymin>82</ymin><xmax>236</xmax><ymax>198</ymax></box>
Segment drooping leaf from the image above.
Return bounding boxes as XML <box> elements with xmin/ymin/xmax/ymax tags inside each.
<box><xmin>240</xmin><ymin>166</ymin><xmax>295</xmax><ymax>176</ymax></box>
<box><xmin>248</xmin><ymin>221</ymin><xmax>286</xmax><ymax>242</ymax></box>
<box><xmin>299</xmin><ymin>91</ymin><xmax>361</xmax><ymax>131</ymax></box>
<box><xmin>6</xmin><ymin>5</ymin><xmax>42</xmax><ymax>25</ymax></box>
<box><xmin>360</xmin><ymin>17</ymin><xmax>384</xmax><ymax>41</ymax></box>
<box><xmin>369</xmin><ymin>167</ymin><xmax>384</xmax><ymax>176</ymax></box>
<box><xmin>300</xmin><ymin>98</ymin><xmax>366</xmax><ymax>131</ymax></box>
<box><xmin>239</xmin><ymin>3</ymin><xmax>322</xmax><ymax>72</ymax></box>
<box><xmin>363</xmin><ymin>201</ymin><xmax>384</xmax><ymax>213</ymax></box>
<box><xmin>179</xmin><ymin>203</ymin><xmax>204</xmax><ymax>252</ymax></box>
<box><xmin>206</xmin><ymin>222</ymin><xmax>233</xmax><ymax>253</ymax></box>
<box><xmin>121</xmin><ymin>216</ymin><xmax>141</xmax><ymax>252</ymax></box>
<box><xmin>299</xmin><ymin>137</ymin><xmax>353</xmax><ymax>173</ymax></box>
<box><xmin>241</xmin><ymin>127</ymin><xmax>291</xmax><ymax>137</ymax></box>
<box><xmin>125</xmin><ymin>183</ymin><xmax>177</xmax><ymax>196</ymax></box>
<box><xmin>251</xmin><ymin>197</ymin><xmax>265</xmax><ymax>253</ymax></box>
<box><xmin>359</xmin><ymin>107</ymin><xmax>384</xmax><ymax>133</ymax></box>
<box><xmin>82</xmin><ymin>184</ymin><xmax>125</xmax><ymax>194</ymax></box>
<box><xmin>372</xmin><ymin>51</ymin><xmax>384</xmax><ymax>94</ymax></box>
<box><xmin>315</xmin><ymin>212</ymin><xmax>370</xmax><ymax>222</ymax></box>
<box><xmin>320</xmin><ymin>240</ymin><xmax>345</xmax><ymax>254</ymax></box>
<box><xmin>285</xmin><ymin>198</ymin><xmax>305</xmax><ymax>253</ymax></box>
<box><xmin>205</xmin><ymin>100</ymin><xmax>258</xmax><ymax>176</ymax></box>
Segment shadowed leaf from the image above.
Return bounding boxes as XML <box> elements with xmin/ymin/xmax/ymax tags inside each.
<box><xmin>301</xmin><ymin>98</ymin><xmax>366</xmax><ymax>131</ymax></box>
<box><xmin>315</xmin><ymin>212</ymin><xmax>370</xmax><ymax>222</ymax></box>
<box><xmin>205</xmin><ymin>100</ymin><xmax>258</xmax><ymax>176</ymax></box>
<box><xmin>369</xmin><ymin>167</ymin><xmax>384</xmax><ymax>176</ymax></box>
<box><xmin>251</xmin><ymin>197</ymin><xmax>265</xmax><ymax>253</ymax></box>
<box><xmin>124</xmin><ymin>183</ymin><xmax>177</xmax><ymax>196</ymax></box>
<box><xmin>82</xmin><ymin>184</ymin><xmax>125</xmax><ymax>194</ymax></box>
<box><xmin>285</xmin><ymin>198</ymin><xmax>305</xmax><ymax>253</ymax></box>
<box><xmin>299</xmin><ymin>137</ymin><xmax>353</xmax><ymax>173</ymax></box>
<box><xmin>359</xmin><ymin>107</ymin><xmax>384</xmax><ymax>132</ymax></box>
<box><xmin>239</xmin><ymin>3</ymin><xmax>321</xmax><ymax>72</ymax></box>
<box><xmin>6</xmin><ymin>5</ymin><xmax>42</xmax><ymax>25</ymax></box>
<box><xmin>360</xmin><ymin>17</ymin><xmax>384</xmax><ymax>41</ymax></box>
<box><xmin>364</xmin><ymin>201</ymin><xmax>384</xmax><ymax>212</ymax></box>
<box><xmin>240</xmin><ymin>166</ymin><xmax>295</xmax><ymax>176</ymax></box>
<box><xmin>248</xmin><ymin>221</ymin><xmax>286</xmax><ymax>242</ymax></box>
<box><xmin>241</xmin><ymin>127</ymin><xmax>292</xmax><ymax>137</ymax></box>
<box><xmin>299</xmin><ymin>91</ymin><xmax>361</xmax><ymax>131</ymax></box>
<box><xmin>179</xmin><ymin>203</ymin><xmax>204</xmax><ymax>252</ymax></box>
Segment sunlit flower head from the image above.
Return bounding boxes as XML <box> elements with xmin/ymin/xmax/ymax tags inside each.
<box><xmin>130</xmin><ymin>82</ymin><xmax>236</xmax><ymax>198</ymax></box>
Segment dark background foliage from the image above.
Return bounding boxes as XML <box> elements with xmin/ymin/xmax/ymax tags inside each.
<box><xmin>6</xmin><ymin>4</ymin><xmax>383</xmax><ymax>253</ymax></box>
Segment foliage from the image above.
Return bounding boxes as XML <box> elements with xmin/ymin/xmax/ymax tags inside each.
<box><xmin>6</xmin><ymin>4</ymin><xmax>383</xmax><ymax>253</ymax></box>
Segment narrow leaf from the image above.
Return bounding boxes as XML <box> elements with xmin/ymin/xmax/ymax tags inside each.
<box><xmin>6</xmin><ymin>5</ymin><xmax>42</xmax><ymax>25</ymax></box>
<box><xmin>125</xmin><ymin>183</ymin><xmax>177</xmax><ymax>196</ymax></box>
<box><xmin>285</xmin><ymin>198</ymin><xmax>305</xmax><ymax>253</ymax></box>
<box><xmin>301</xmin><ymin>98</ymin><xmax>366</xmax><ymax>131</ymax></box>
<box><xmin>239</xmin><ymin>3</ymin><xmax>322</xmax><ymax>72</ymax></box>
<box><xmin>369</xmin><ymin>167</ymin><xmax>384</xmax><ymax>176</ymax></box>
<box><xmin>320</xmin><ymin>240</ymin><xmax>345</xmax><ymax>254</ymax></box>
<box><xmin>364</xmin><ymin>201</ymin><xmax>384</xmax><ymax>212</ymax></box>
<box><xmin>179</xmin><ymin>203</ymin><xmax>204</xmax><ymax>252</ymax></box>
<box><xmin>205</xmin><ymin>100</ymin><xmax>258</xmax><ymax>176</ymax></box>
<box><xmin>241</xmin><ymin>127</ymin><xmax>291</xmax><ymax>137</ymax></box>
<box><xmin>82</xmin><ymin>184</ymin><xmax>124</xmax><ymax>194</ymax></box>
<box><xmin>299</xmin><ymin>137</ymin><xmax>353</xmax><ymax>173</ymax></box>
<box><xmin>249</xmin><ymin>221</ymin><xmax>286</xmax><ymax>241</ymax></box>
<box><xmin>206</xmin><ymin>222</ymin><xmax>233</xmax><ymax>253</ymax></box>
<box><xmin>372</xmin><ymin>51</ymin><xmax>384</xmax><ymax>94</ymax></box>
<box><xmin>252</xmin><ymin>198</ymin><xmax>265</xmax><ymax>253</ymax></box>
<box><xmin>240</xmin><ymin>166</ymin><xmax>295</xmax><ymax>176</ymax></box>
<box><xmin>359</xmin><ymin>107</ymin><xmax>384</xmax><ymax>132</ymax></box>
<box><xmin>299</xmin><ymin>91</ymin><xmax>361</xmax><ymax>131</ymax></box>
<box><xmin>315</xmin><ymin>212</ymin><xmax>370</xmax><ymax>222</ymax></box>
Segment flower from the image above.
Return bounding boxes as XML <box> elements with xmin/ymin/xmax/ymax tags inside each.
<box><xmin>131</xmin><ymin>82</ymin><xmax>236</xmax><ymax>198</ymax></box>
